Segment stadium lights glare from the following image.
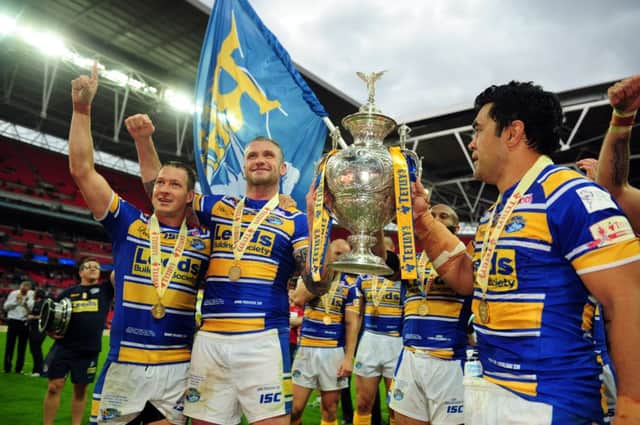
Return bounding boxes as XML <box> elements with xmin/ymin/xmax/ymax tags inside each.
<box><xmin>0</xmin><ymin>14</ymin><xmax>17</xmax><ymax>36</ymax></box>
<box><xmin>164</xmin><ymin>89</ymin><xmax>195</xmax><ymax>114</ymax></box>
<box><xmin>0</xmin><ymin>12</ymin><xmax>193</xmax><ymax>114</ymax></box>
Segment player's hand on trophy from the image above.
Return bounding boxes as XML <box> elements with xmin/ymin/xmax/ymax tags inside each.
<box><xmin>71</xmin><ymin>62</ymin><xmax>99</xmax><ymax>107</ymax></box>
<box><xmin>337</xmin><ymin>356</ymin><xmax>353</xmax><ymax>378</ymax></box>
<box><xmin>411</xmin><ymin>180</ymin><xmax>431</xmax><ymax>219</ymax></box>
<box><xmin>125</xmin><ymin>114</ymin><xmax>156</xmax><ymax>142</ymax></box>
<box><xmin>608</xmin><ymin>75</ymin><xmax>640</xmax><ymax>113</ymax></box>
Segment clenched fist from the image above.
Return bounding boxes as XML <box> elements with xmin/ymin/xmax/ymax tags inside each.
<box><xmin>609</xmin><ymin>75</ymin><xmax>640</xmax><ymax>113</ymax></box>
<box><xmin>125</xmin><ymin>114</ymin><xmax>156</xmax><ymax>141</ymax></box>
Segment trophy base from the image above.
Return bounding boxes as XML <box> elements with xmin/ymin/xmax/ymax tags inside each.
<box><xmin>329</xmin><ymin>252</ymin><xmax>394</xmax><ymax>276</ymax></box>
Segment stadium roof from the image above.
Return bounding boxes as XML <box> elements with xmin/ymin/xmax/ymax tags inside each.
<box><xmin>1</xmin><ymin>0</ymin><xmax>638</xmax><ymax>226</ymax></box>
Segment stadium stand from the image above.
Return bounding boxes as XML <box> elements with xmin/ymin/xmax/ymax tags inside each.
<box><xmin>0</xmin><ymin>136</ymin><xmax>148</xmax><ymax>324</ymax></box>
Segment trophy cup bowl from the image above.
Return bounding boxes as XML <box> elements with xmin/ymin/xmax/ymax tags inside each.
<box><xmin>324</xmin><ymin>110</ymin><xmax>398</xmax><ymax>276</ymax></box>
<box><xmin>38</xmin><ymin>297</ymin><xmax>72</xmax><ymax>335</ymax></box>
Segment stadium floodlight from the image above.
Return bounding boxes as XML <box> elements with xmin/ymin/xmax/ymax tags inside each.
<box><xmin>0</xmin><ymin>14</ymin><xmax>17</xmax><ymax>36</ymax></box>
<box><xmin>164</xmin><ymin>89</ymin><xmax>195</xmax><ymax>114</ymax></box>
<box><xmin>19</xmin><ymin>27</ymin><xmax>70</xmax><ymax>58</ymax></box>
<box><xmin>1</xmin><ymin>12</ymin><xmax>194</xmax><ymax>114</ymax></box>
<box><xmin>102</xmin><ymin>69</ymin><xmax>130</xmax><ymax>87</ymax></box>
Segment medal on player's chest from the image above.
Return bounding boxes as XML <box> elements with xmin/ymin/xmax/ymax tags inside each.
<box><xmin>228</xmin><ymin>263</ymin><xmax>241</xmax><ymax>281</ymax></box>
<box><xmin>229</xmin><ymin>195</ymin><xmax>279</xmax><ymax>283</ymax></box>
<box><xmin>417</xmin><ymin>252</ymin><xmax>433</xmax><ymax>317</ymax></box>
<box><xmin>370</xmin><ymin>275</ymin><xmax>388</xmax><ymax>316</ymax></box>
<box><xmin>418</xmin><ymin>301</ymin><xmax>429</xmax><ymax>316</ymax></box>
<box><xmin>148</xmin><ymin>215</ymin><xmax>187</xmax><ymax>320</ymax></box>
<box><xmin>478</xmin><ymin>297</ymin><xmax>490</xmax><ymax>324</ymax></box>
<box><xmin>322</xmin><ymin>274</ymin><xmax>340</xmax><ymax>326</ymax></box>
<box><xmin>151</xmin><ymin>303</ymin><xmax>166</xmax><ymax>319</ymax></box>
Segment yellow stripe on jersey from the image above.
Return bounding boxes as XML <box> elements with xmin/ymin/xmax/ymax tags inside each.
<box><xmin>501</xmin><ymin>211</ymin><xmax>552</xmax><ymax>244</ymax></box>
<box><xmin>581</xmin><ymin>302</ymin><xmax>595</xmax><ymax>332</ymax></box>
<box><xmin>365</xmin><ymin>305</ymin><xmax>401</xmax><ymax>316</ymax></box>
<box><xmin>345</xmin><ymin>305</ymin><xmax>360</xmax><ymax>315</ymax></box>
<box><xmin>201</xmin><ymin>317</ymin><xmax>265</xmax><ymax>333</ymax></box>
<box><xmin>300</xmin><ymin>336</ymin><xmax>338</xmax><ymax>348</ymax></box>
<box><xmin>484</xmin><ymin>375</ymin><xmax>537</xmax><ymax>397</ymax></box>
<box><xmin>123</xmin><ymin>281</ymin><xmax>196</xmax><ymax>310</ymax></box>
<box><xmin>306</xmin><ymin>309</ymin><xmax>341</xmax><ymax>324</ymax></box>
<box><xmin>108</xmin><ymin>192</ymin><xmax>120</xmax><ymax>214</ymax></box>
<box><xmin>472</xmin><ymin>299</ymin><xmax>543</xmax><ymax>330</ymax></box>
<box><xmin>572</xmin><ymin>239</ymin><xmax>640</xmax><ymax>273</ymax></box>
<box><xmin>211</xmin><ymin>257</ymin><xmax>278</xmax><ymax>281</ymax></box>
<box><xmin>405</xmin><ymin>299</ymin><xmax>463</xmax><ymax>318</ymax></box>
<box><xmin>540</xmin><ymin>168</ymin><xmax>583</xmax><ymax>196</ymax></box>
<box><xmin>405</xmin><ymin>346</ymin><xmax>454</xmax><ymax>360</ymax></box>
<box><xmin>117</xmin><ymin>347</ymin><xmax>191</xmax><ymax>364</ymax></box>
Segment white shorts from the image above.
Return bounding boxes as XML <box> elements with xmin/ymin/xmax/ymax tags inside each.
<box><xmin>91</xmin><ymin>361</ymin><xmax>189</xmax><ymax>425</ymax></box>
<box><xmin>354</xmin><ymin>331</ymin><xmax>402</xmax><ymax>379</ymax></box>
<box><xmin>292</xmin><ymin>346</ymin><xmax>349</xmax><ymax>391</ymax></box>
<box><xmin>183</xmin><ymin>329</ymin><xmax>291</xmax><ymax>424</ymax></box>
<box><xmin>464</xmin><ymin>377</ymin><xmax>564</xmax><ymax>425</ymax></box>
<box><xmin>389</xmin><ymin>348</ymin><xmax>464</xmax><ymax>425</ymax></box>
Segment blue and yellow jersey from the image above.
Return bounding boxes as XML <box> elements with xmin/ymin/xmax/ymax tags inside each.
<box><xmin>593</xmin><ymin>304</ymin><xmax>614</xmax><ymax>374</ymax></box>
<box><xmin>299</xmin><ymin>274</ymin><xmax>360</xmax><ymax>348</ymax></box>
<box><xmin>401</xmin><ymin>263</ymin><xmax>471</xmax><ymax>360</ymax></box>
<box><xmin>470</xmin><ymin>165</ymin><xmax>640</xmax><ymax>421</ymax></box>
<box><xmin>100</xmin><ymin>193</ymin><xmax>210</xmax><ymax>365</ymax></box>
<box><xmin>193</xmin><ymin>194</ymin><xmax>308</xmax><ymax>334</ymax></box>
<box><xmin>355</xmin><ymin>275</ymin><xmax>403</xmax><ymax>337</ymax></box>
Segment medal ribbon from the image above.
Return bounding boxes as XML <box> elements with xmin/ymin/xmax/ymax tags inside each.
<box><xmin>370</xmin><ymin>275</ymin><xmax>390</xmax><ymax>307</ymax></box>
<box><xmin>417</xmin><ymin>251</ymin><xmax>435</xmax><ymax>299</ymax></box>
<box><xmin>310</xmin><ymin>151</ymin><xmax>336</xmax><ymax>281</ymax></box>
<box><xmin>149</xmin><ymin>215</ymin><xmax>188</xmax><ymax>303</ymax></box>
<box><xmin>390</xmin><ymin>147</ymin><xmax>417</xmax><ymax>280</ymax></box>
<box><xmin>321</xmin><ymin>273</ymin><xmax>341</xmax><ymax>318</ymax></box>
<box><xmin>231</xmin><ymin>194</ymin><xmax>280</xmax><ymax>266</ymax></box>
<box><xmin>476</xmin><ymin>155</ymin><xmax>553</xmax><ymax>299</ymax></box>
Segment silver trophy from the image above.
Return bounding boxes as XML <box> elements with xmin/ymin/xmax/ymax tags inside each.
<box><xmin>39</xmin><ymin>297</ymin><xmax>72</xmax><ymax>335</ymax></box>
<box><xmin>323</xmin><ymin>72</ymin><xmax>420</xmax><ymax>275</ymax></box>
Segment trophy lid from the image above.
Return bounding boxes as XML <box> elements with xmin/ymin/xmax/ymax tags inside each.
<box><xmin>342</xmin><ymin>71</ymin><xmax>397</xmax><ymax>145</ymax></box>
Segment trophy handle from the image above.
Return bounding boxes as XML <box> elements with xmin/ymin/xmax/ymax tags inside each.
<box><xmin>403</xmin><ymin>149</ymin><xmax>422</xmax><ymax>182</ymax></box>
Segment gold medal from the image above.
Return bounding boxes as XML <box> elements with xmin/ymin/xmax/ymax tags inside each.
<box><xmin>371</xmin><ymin>305</ymin><xmax>378</xmax><ymax>315</ymax></box>
<box><xmin>228</xmin><ymin>265</ymin><xmax>241</xmax><ymax>281</ymax></box>
<box><xmin>151</xmin><ymin>303</ymin><xmax>166</xmax><ymax>319</ymax></box>
<box><xmin>478</xmin><ymin>299</ymin><xmax>490</xmax><ymax>324</ymax></box>
<box><xmin>323</xmin><ymin>315</ymin><xmax>332</xmax><ymax>325</ymax></box>
<box><xmin>418</xmin><ymin>302</ymin><xmax>429</xmax><ymax>316</ymax></box>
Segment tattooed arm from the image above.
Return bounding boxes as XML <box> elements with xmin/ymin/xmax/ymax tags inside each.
<box><xmin>596</xmin><ymin>75</ymin><xmax>640</xmax><ymax>233</ymax></box>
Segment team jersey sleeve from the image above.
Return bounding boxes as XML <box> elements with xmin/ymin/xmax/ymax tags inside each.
<box><xmin>98</xmin><ymin>192</ymin><xmax>141</xmax><ymax>243</ymax></box>
<box><xmin>290</xmin><ymin>210</ymin><xmax>309</xmax><ymax>253</ymax></box>
<box><xmin>192</xmin><ymin>193</ymin><xmax>223</xmax><ymax>227</ymax></box>
<box><xmin>344</xmin><ymin>284</ymin><xmax>362</xmax><ymax>314</ymax></box>
<box><xmin>547</xmin><ymin>180</ymin><xmax>640</xmax><ymax>275</ymax></box>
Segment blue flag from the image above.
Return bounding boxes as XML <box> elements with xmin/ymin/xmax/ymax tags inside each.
<box><xmin>193</xmin><ymin>0</ymin><xmax>328</xmax><ymax>210</ymax></box>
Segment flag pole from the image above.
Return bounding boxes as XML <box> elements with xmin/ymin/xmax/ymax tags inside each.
<box><xmin>322</xmin><ymin>117</ymin><xmax>348</xmax><ymax>149</ymax></box>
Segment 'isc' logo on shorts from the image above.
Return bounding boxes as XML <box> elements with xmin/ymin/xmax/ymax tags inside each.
<box><xmin>259</xmin><ymin>392</ymin><xmax>281</xmax><ymax>404</ymax></box>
